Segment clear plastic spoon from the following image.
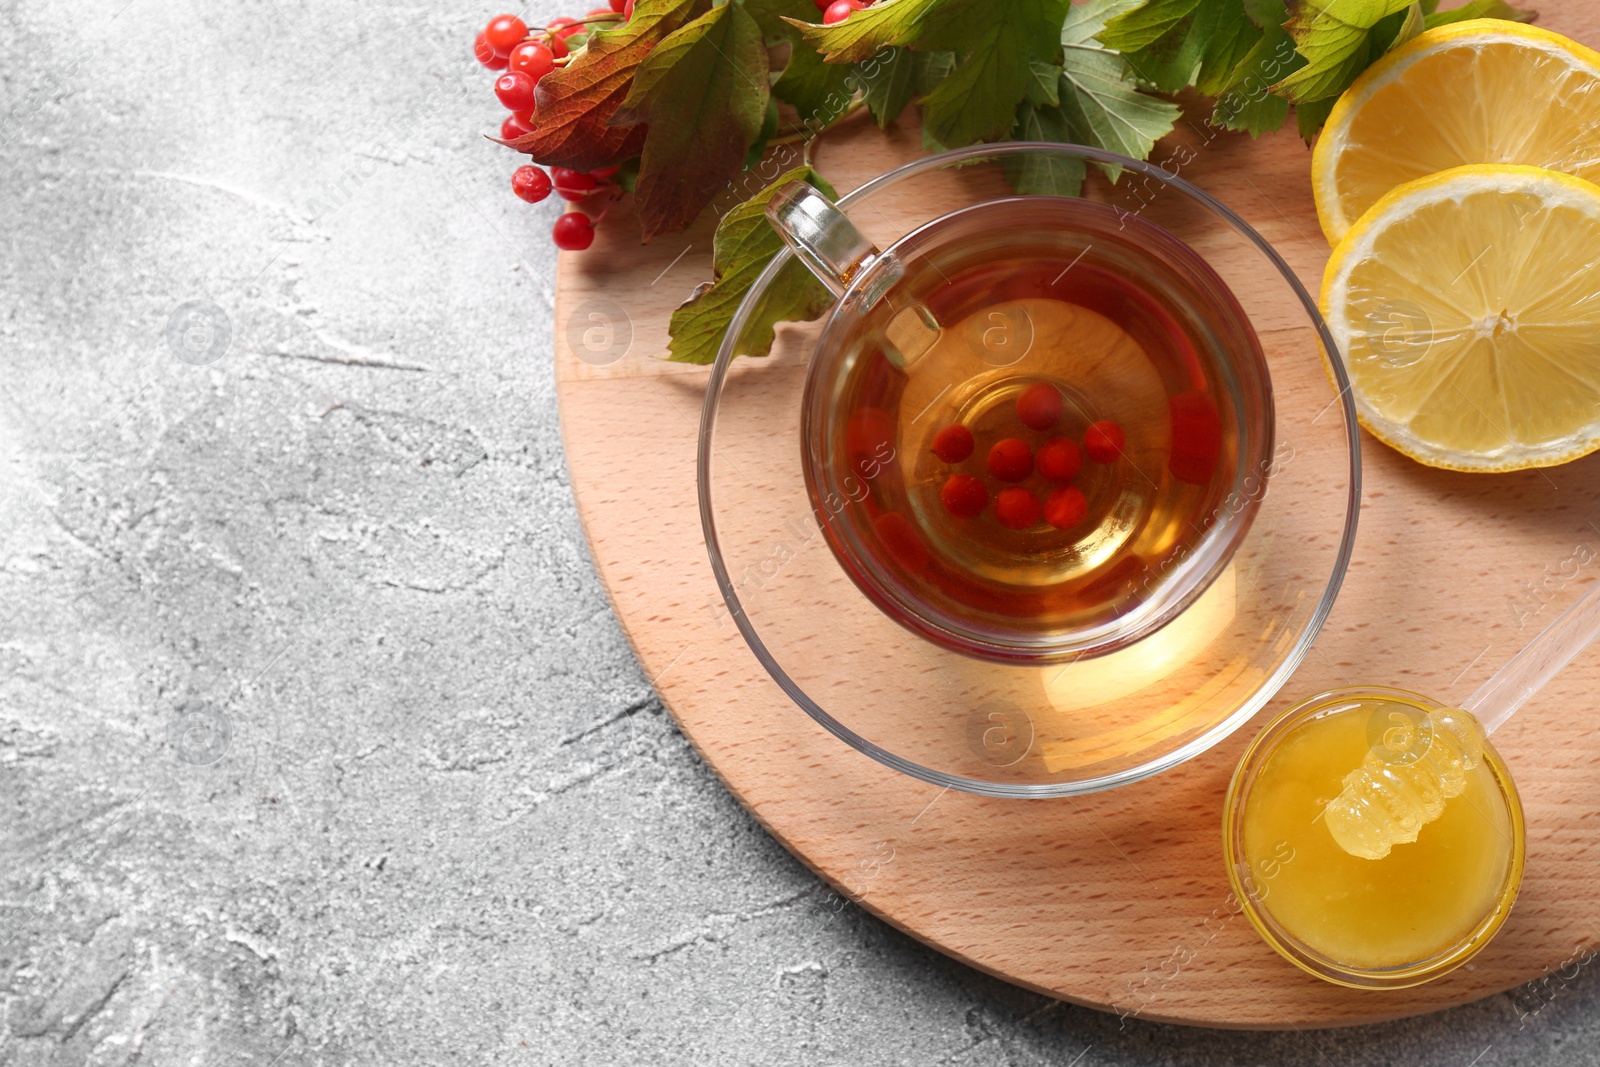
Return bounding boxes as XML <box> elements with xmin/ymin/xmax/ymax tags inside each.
<box><xmin>1324</xmin><ymin>576</ymin><xmax>1600</xmax><ymax>859</ymax></box>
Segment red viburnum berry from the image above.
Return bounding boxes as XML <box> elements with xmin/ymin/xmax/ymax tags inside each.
<box><xmin>507</xmin><ymin>41</ymin><xmax>555</xmax><ymax>83</ymax></box>
<box><xmin>1084</xmin><ymin>420</ymin><xmax>1125</xmax><ymax>464</ymax></box>
<box><xmin>494</xmin><ymin>70</ymin><xmax>537</xmax><ymax>112</ymax></box>
<box><xmin>553</xmin><ymin>212</ymin><xmax>595</xmax><ymax>251</ymax></box>
<box><xmin>500</xmin><ymin>113</ymin><xmax>531</xmax><ymax>140</ymax></box>
<box><xmin>1016</xmin><ymin>382</ymin><xmax>1063</xmax><ymax>431</ymax></box>
<box><xmin>941</xmin><ymin>474</ymin><xmax>988</xmax><ymax>519</ymax></box>
<box><xmin>995</xmin><ymin>488</ymin><xmax>1041</xmax><ymax>530</ymax></box>
<box><xmin>1044</xmin><ymin>486</ymin><xmax>1087</xmax><ymax>530</ymax></box>
<box><xmin>1169</xmin><ymin>391</ymin><xmax>1223</xmax><ymax>485</ymax></box>
<box><xmin>1036</xmin><ymin>437</ymin><xmax>1081</xmax><ymax>482</ymax></box>
<box><xmin>512</xmin><ymin>165</ymin><xmax>553</xmax><ymax>203</ymax></box>
<box><xmin>551</xmin><ymin>166</ymin><xmax>598</xmax><ymax>202</ymax></box>
<box><xmin>932</xmin><ymin>424</ymin><xmax>974</xmax><ymax>464</ymax></box>
<box><xmin>987</xmin><ymin>438</ymin><xmax>1033</xmax><ymax>483</ymax></box>
<box><xmin>823</xmin><ymin>0</ymin><xmax>864</xmax><ymax>24</ymax></box>
<box><xmin>475</xmin><ymin>32</ymin><xmax>509</xmax><ymax>69</ymax></box>
<box><xmin>483</xmin><ymin>15</ymin><xmax>528</xmax><ymax>56</ymax></box>
<box><xmin>874</xmin><ymin>512</ymin><xmax>930</xmax><ymax>572</ymax></box>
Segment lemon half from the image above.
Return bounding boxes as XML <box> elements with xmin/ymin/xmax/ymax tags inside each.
<box><xmin>1313</xmin><ymin>20</ymin><xmax>1600</xmax><ymax>245</ymax></box>
<box><xmin>1321</xmin><ymin>164</ymin><xmax>1600</xmax><ymax>472</ymax></box>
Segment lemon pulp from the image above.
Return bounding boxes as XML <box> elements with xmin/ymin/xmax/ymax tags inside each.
<box><xmin>1314</xmin><ymin>20</ymin><xmax>1600</xmax><ymax>243</ymax></box>
<box><xmin>1321</xmin><ymin>164</ymin><xmax>1600</xmax><ymax>471</ymax></box>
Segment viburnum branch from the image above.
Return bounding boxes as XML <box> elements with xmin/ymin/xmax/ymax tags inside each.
<box><xmin>472</xmin><ymin>0</ymin><xmax>1539</xmax><ymax>358</ymax></box>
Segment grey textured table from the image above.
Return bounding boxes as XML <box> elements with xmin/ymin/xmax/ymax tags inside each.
<box><xmin>3</xmin><ymin>1</ymin><xmax>1600</xmax><ymax>1063</ymax></box>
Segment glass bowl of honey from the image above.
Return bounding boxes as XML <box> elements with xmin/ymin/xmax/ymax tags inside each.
<box><xmin>698</xmin><ymin>144</ymin><xmax>1361</xmax><ymax>797</ymax></box>
<box><xmin>1223</xmin><ymin>686</ymin><xmax>1526</xmax><ymax>987</ymax></box>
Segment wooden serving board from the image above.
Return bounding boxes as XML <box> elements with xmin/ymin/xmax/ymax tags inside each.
<box><xmin>553</xmin><ymin>3</ymin><xmax>1600</xmax><ymax>1028</ymax></box>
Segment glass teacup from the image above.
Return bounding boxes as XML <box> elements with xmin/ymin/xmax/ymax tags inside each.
<box><xmin>767</xmin><ymin>180</ymin><xmax>1275</xmax><ymax>664</ymax></box>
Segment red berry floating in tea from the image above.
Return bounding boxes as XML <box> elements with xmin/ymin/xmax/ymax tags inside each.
<box><xmin>940</xmin><ymin>474</ymin><xmax>988</xmax><ymax>518</ymax></box>
<box><xmin>1044</xmin><ymin>486</ymin><xmax>1088</xmax><ymax>530</ymax></box>
<box><xmin>1084</xmin><ymin>420</ymin><xmax>1125</xmax><ymax>464</ymax></box>
<box><xmin>995</xmin><ymin>488</ymin><xmax>1042</xmax><ymax>530</ymax></box>
<box><xmin>1036</xmin><ymin>436</ymin><xmax>1082</xmax><ymax>482</ymax></box>
<box><xmin>874</xmin><ymin>512</ymin><xmax>930</xmax><ymax>572</ymax></box>
<box><xmin>932</xmin><ymin>424</ymin><xmax>975</xmax><ymax>464</ymax></box>
<box><xmin>1016</xmin><ymin>382</ymin><xmax>1063</xmax><ymax>431</ymax></box>
<box><xmin>1169</xmin><ymin>391</ymin><xmax>1223</xmax><ymax>485</ymax></box>
<box><xmin>987</xmin><ymin>438</ymin><xmax>1033</xmax><ymax>482</ymax></box>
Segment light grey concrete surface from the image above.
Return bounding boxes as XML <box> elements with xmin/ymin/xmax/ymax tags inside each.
<box><xmin>3</xmin><ymin>1</ymin><xmax>1600</xmax><ymax>1064</ymax></box>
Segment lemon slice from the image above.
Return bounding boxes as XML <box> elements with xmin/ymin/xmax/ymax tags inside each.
<box><xmin>1321</xmin><ymin>164</ymin><xmax>1600</xmax><ymax>472</ymax></box>
<box><xmin>1313</xmin><ymin>20</ymin><xmax>1600</xmax><ymax>245</ymax></box>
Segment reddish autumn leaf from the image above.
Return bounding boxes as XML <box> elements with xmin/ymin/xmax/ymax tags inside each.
<box><xmin>613</xmin><ymin>2</ymin><xmax>771</xmax><ymax>240</ymax></box>
<box><xmin>509</xmin><ymin>0</ymin><xmax>710</xmax><ymax>171</ymax></box>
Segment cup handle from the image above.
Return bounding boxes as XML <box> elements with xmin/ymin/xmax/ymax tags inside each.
<box><xmin>765</xmin><ymin>181</ymin><xmax>888</xmax><ymax>298</ymax></box>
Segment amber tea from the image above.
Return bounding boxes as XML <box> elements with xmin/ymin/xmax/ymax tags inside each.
<box><xmin>799</xmin><ymin>197</ymin><xmax>1274</xmax><ymax>663</ymax></box>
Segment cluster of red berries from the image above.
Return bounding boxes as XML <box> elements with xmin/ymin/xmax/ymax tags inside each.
<box><xmin>474</xmin><ymin>7</ymin><xmax>633</xmax><ymax>251</ymax></box>
<box><xmin>932</xmin><ymin>383</ymin><xmax>1126</xmax><ymax>532</ymax></box>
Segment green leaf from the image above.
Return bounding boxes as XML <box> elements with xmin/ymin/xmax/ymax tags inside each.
<box><xmin>1057</xmin><ymin>3</ymin><xmax>1181</xmax><ymax>176</ymax></box>
<box><xmin>1195</xmin><ymin>2</ymin><xmax>1267</xmax><ymax>95</ymax></box>
<box><xmin>667</xmin><ymin>166</ymin><xmax>839</xmax><ymax>365</ymax></box>
<box><xmin>615</xmin><ymin>3</ymin><xmax>771</xmax><ymax>240</ymax></box>
<box><xmin>1388</xmin><ymin>4</ymin><xmax>1426</xmax><ymax>49</ymax></box>
<box><xmin>1212</xmin><ymin>80</ymin><xmax>1291</xmax><ymax>135</ymax></box>
<box><xmin>1271</xmin><ymin>0</ymin><xmax>1414</xmax><ymax>104</ymax></box>
<box><xmin>774</xmin><ymin>37</ymin><xmax>859</xmax><ymax>122</ymax></box>
<box><xmin>743</xmin><ymin>0</ymin><xmax>806</xmax><ymax>39</ymax></box>
<box><xmin>1367</xmin><ymin>5</ymin><xmax>1415</xmax><ymax>52</ymax></box>
<box><xmin>1027</xmin><ymin>59</ymin><xmax>1063</xmax><ymax>106</ymax></box>
<box><xmin>794</xmin><ymin>0</ymin><xmax>1070</xmax><ymax>147</ymax></box>
<box><xmin>745</xmin><ymin>97</ymin><xmax>779</xmax><ymax>170</ymax></box>
<box><xmin>1006</xmin><ymin>102</ymin><xmax>1087</xmax><ymax>195</ymax></box>
<box><xmin>514</xmin><ymin>0</ymin><xmax>710</xmax><ymax>171</ymax></box>
<box><xmin>1243</xmin><ymin>0</ymin><xmax>1289</xmax><ymax>27</ymax></box>
<box><xmin>855</xmin><ymin>47</ymin><xmax>918</xmax><ymax>127</ymax></box>
<box><xmin>747</xmin><ymin>0</ymin><xmax>858</xmax><ymax>123</ymax></box>
<box><xmin>914</xmin><ymin>50</ymin><xmax>957</xmax><ymax>92</ymax></box>
<box><xmin>913</xmin><ymin>0</ymin><xmax>1073</xmax><ymax>147</ymax></box>
<box><xmin>1210</xmin><ymin>0</ymin><xmax>1303</xmax><ymax>135</ymax></box>
<box><xmin>1100</xmin><ymin>1</ymin><xmax>1262</xmax><ymax>96</ymax></box>
<box><xmin>1064</xmin><ymin>0</ymin><xmax>1143</xmax><ymax>44</ymax></box>
<box><xmin>1294</xmin><ymin>94</ymin><xmax>1337</xmax><ymax>139</ymax></box>
<box><xmin>1098</xmin><ymin>0</ymin><xmax>1202</xmax><ymax>52</ymax></box>
<box><xmin>1423</xmin><ymin>0</ymin><xmax>1537</xmax><ymax>26</ymax></box>
<box><xmin>788</xmin><ymin>0</ymin><xmax>944</xmax><ymax>64</ymax></box>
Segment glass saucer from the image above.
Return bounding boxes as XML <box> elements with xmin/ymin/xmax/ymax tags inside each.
<box><xmin>698</xmin><ymin>144</ymin><xmax>1360</xmax><ymax>797</ymax></box>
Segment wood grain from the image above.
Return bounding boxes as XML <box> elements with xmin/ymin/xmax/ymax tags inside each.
<box><xmin>553</xmin><ymin>4</ymin><xmax>1600</xmax><ymax>1028</ymax></box>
